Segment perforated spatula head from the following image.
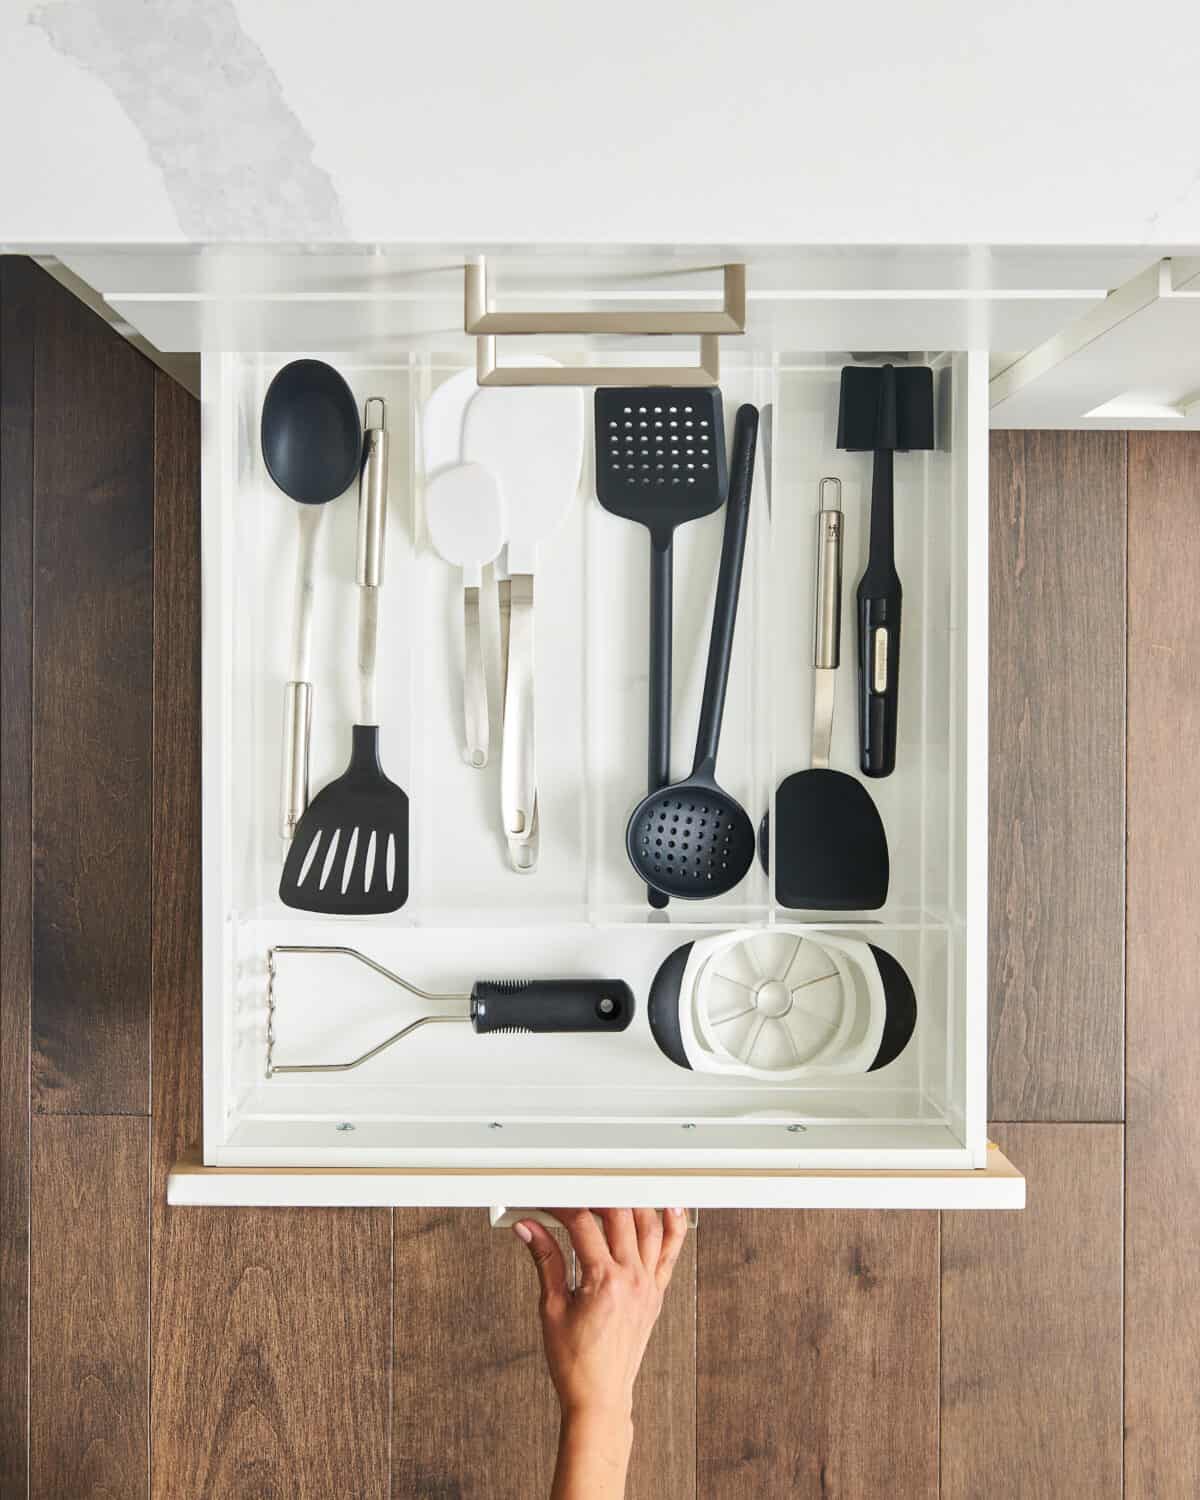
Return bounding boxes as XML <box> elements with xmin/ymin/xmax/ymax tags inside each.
<box><xmin>594</xmin><ymin>387</ymin><xmax>727</xmax><ymax>541</ymax></box>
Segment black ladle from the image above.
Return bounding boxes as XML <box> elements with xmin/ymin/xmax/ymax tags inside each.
<box><xmin>594</xmin><ymin>386</ymin><xmax>728</xmax><ymax>910</ymax></box>
<box><xmin>625</xmin><ymin>404</ymin><xmax>759</xmax><ymax>901</ymax></box>
<box><xmin>261</xmin><ymin>360</ymin><xmax>363</xmax><ymax>841</ymax></box>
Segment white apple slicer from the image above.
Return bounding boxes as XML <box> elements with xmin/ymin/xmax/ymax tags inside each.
<box><xmin>648</xmin><ymin>926</ymin><xmax>916</xmax><ymax>1081</ymax></box>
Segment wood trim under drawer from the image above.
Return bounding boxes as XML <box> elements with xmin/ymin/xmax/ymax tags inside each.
<box><xmin>166</xmin><ymin>1143</ymin><xmax>1024</xmax><ymax>1211</ymax></box>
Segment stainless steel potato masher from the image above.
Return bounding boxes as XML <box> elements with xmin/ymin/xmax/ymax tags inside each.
<box><xmin>265</xmin><ymin>945</ymin><xmax>633</xmax><ymax>1077</ymax></box>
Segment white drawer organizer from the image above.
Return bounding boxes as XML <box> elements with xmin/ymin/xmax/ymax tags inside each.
<box><xmin>169</xmin><ymin>260</ymin><xmax>1021</xmax><ymax>1209</ymax></box>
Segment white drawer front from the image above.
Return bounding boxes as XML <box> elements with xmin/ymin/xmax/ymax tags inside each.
<box><xmin>169</xmin><ymin>1146</ymin><xmax>1023</xmax><ymax>1211</ymax></box>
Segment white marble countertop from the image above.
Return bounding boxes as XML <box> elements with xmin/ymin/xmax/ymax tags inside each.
<box><xmin>2</xmin><ymin>0</ymin><xmax>1198</xmax><ymax>247</ymax></box>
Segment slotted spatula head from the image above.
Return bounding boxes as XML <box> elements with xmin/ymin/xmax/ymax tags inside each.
<box><xmin>279</xmin><ymin>726</ymin><xmax>409</xmax><ymax>915</ymax></box>
<box><xmin>594</xmin><ymin>387</ymin><xmax>727</xmax><ymax>541</ymax></box>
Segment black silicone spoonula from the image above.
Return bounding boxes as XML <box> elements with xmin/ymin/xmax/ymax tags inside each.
<box><xmin>595</xmin><ymin>387</ymin><xmax>728</xmax><ymax>909</ymax></box>
<box><xmin>626</xmin><ymin>403</ymin><xmax>758</xmax><ymax>900</ymax></box>
<box><xmin>759</xmin><ymin>478</ymin><xmax>889</xmax><ymax>910</ymax></box>
<box><xmin>836</xmin><ymin>363</ymin><xmax>934</xmax><ymax>778</ymax></box>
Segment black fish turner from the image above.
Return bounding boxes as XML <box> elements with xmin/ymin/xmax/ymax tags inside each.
<box><xmin>837</xmin><ymin>363</ymin><xmax>934</xmax><ymax>778</ymax></box>
<box><xmin>280</xmin><ymin>400</ymin><xmax>409</xmax><ymax>915</ymax></box>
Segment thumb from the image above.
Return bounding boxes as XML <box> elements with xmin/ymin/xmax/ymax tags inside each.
<box><xmin>515</xmin><ymin>1220</ymin><xmax>568</xmax><ymax>1303</ymax></box>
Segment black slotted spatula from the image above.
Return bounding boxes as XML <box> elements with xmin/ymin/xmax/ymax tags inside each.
<box><xmin>837</xmin><ymin>363</ymin><xmax>934</xmax><ymax>778</ymax></box>
<box><xmin>594</xmin><ymin>387</ymin><xmax>728</xmax><ymax>908</ymax></box>
<box><xmin>280</xmin><ymin>400</ymin><xmax>409</xmax><ymax>915</ymax></box>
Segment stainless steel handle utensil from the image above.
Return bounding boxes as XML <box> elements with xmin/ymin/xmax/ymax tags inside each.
<box><xmin>280</xmin><ymin>679</ymin><xmax>313</xmax><ymax>841</ymax></box>
<box><xmin>281</xmin><ymin>503</ymin><xmax>323</xmax><ymax>839</ymax></box>
<box><xmin>761</xmin><ymin>475</ymin><xmax>888</xmax><ymax>911</ymax></box>
<box><xmin>357</xmin><ymin>398</ymin><xmax>388</xmax><ymax>725</ymax></box>
<box><xmin>424</xmin><ymin>462</ymin><xmax>506</xmax><ymax>770</ymax></box>
<box><xmin>357</xmin><ymin>398</ymin><xmax>388</xmax><ymax>589</ymax></box>
<box><xmin>501</xmin><ymin>573</ymin><xmax>538</xmax><ymax>870</ymax></box>
<box><xmin>463</xmin><ymin>378</ymin><xmax>584</xmax><ymax>872</ymax></box>
<box><xmin>463</xmin><ymin>587</ymin><xmax>488</xmax><ymax>766</ymax></box>
<box><xmin>811</xmin><ymin>477</ymin><xmax>844</xmax><ymax>771</ymax></box>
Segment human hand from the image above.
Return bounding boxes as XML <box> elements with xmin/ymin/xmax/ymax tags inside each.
<box><xmin>514</xmin><ymin>1208</ymin><xmax>688</xmax><ymax>1425</ymax></box>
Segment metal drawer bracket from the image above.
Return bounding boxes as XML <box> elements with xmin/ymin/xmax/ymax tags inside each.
<box><xmin>464</xmin><ymin>257</ymin><xmax>746</xmax><ymax>388</ymax></box>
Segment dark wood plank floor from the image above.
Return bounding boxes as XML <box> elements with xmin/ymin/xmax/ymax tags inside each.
<box><xmin>30</xmin><ymin>1117</ymin><xmax>150</xmax><ymax>1500</ymax></box>
<box><xmin>941</xmin><ymin>1123</ymin><xmax>1125</xmax><ymax>1499</ymax></box>
<box><xmin>697</xmin><ymin>1212</ymin><xmax>939</xmax><ymax>1498</ymax></box>
<box><xmin>153</xmin><ymin>1209</ymin><xmax>393</xmax><ymax>1499</ymax></box>
<box><xmin>3</xmin><ymin>258</ymin><xmax>1198</xmax><ymax>1498</ymax></box>
<box><xmin>393</xmin><ymin>1210</ymin><xmax>559</xmax><ymax>1500</ymax></box>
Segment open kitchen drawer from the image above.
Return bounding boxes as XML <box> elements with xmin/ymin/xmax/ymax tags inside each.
<box><xmin>164</xmin><ymin>257</ymin><xmax>1019</xmax><ymax>1210</ymax></box>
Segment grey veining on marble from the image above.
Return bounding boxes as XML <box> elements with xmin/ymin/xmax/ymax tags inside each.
<box><xmin>30</xmin><ymin>0</ymin><xmax>345</xmax><ymax>240</ymax></box>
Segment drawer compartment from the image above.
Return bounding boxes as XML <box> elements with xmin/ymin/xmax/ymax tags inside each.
<box><xmin>181</xmin><ymin>337</ymin><xmax>1008</xmax><ymax>1208</ymax></box>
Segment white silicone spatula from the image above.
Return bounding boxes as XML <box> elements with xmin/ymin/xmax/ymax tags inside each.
<box><xmin>425</xmin><ymin>463</ymin><xmax>507</xmax><ymax>768</ymax></box>
<box><xmin>419</xmin><ymin>367</ymin><xmax>478</xmax><ymax>476</ymax></box>
<box><xmin>463</xmin><ymin>382</ymin><xmax>585</xmax><ymax>872</ymax></box>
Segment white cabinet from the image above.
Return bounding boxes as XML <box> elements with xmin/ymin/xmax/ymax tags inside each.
<box><xmin>989</xmin><ymin>259</ymin><xmax>1200</xmax><ymax>429</ymax></box>
<box><xmin>144</xmin><ymin>245</ymin><xmax>1023</xmax><ymax>1210</ymax></box>
<box><xmin>53</xmin><ymin>245</ymin><xmax>1155</xmax><ymax>360</ymax></box>
<box><xmin>57</xmin><ymin>245</ymin><xmax>1200</xmax><ymax>431</ymax></box>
